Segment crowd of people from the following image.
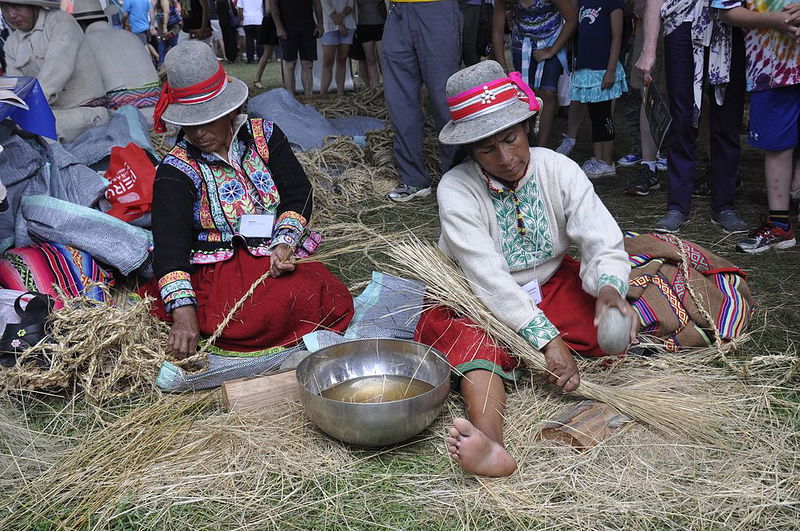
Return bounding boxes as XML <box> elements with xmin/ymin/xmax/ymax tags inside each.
<box><xmin>379</xmin><ymin>0</ymin><xmax>800</xmax><ymax>257</ymax></box>
<box><xmin>0</xmin><ymin>0</ymin><xmax>794</xmax><ymax>479</ymax></box>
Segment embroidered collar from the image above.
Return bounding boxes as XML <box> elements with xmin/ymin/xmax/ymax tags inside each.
<box><xmin>479</xmin><ymin>159</ymin><xmax>532</xmax><ymax>236</ymax></box>
<box><xmin>479</xmin><ymin>159</ymin><xmax>531</xmax><ymax>194</ymax></box>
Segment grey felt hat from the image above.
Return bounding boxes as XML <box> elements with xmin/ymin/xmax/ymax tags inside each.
<box><xmin>72</xmin><ymin>0</ymin><xmax>118</xmax><ymax>20</ymax></box>
<box><xmin>439</xmin><ymin>60</ymin><xmax>540</xmax><ymax>146</ymax></box>
<box><xmin>160</xmin><ymin>41</ymin><xmax>249</xmax><ymax>127</ymax></box>
<box><xmin>3</xmin><ymin>0</ymin><xmax>62</xmax><ymax>9</ymax></box>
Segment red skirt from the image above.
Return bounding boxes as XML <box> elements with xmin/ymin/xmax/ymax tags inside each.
<box><xmin>413</xmin><ymin>256</ymin><xmax>604</xmax><ymax>378</ymax></box>
<box><xmin>140</xmin><ymin>252</ymin><xmax>354</xmax><ymax>352</ymax></box>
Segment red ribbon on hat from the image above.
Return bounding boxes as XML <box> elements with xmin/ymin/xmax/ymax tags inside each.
<box><xmin>446</xmin><ymin>71</ymin><xmax>540</xmax><ymax>123</ymax></box>
<box><xmin>153</xmin><ymin>62</ymin><xmax>230</xmax><ymax>133</ymax></box>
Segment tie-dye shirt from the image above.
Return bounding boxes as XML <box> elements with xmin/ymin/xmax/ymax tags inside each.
<box><xmin>712</xmin><ymin>0</ymin><xmax>800</xmax><ymax>91</ymax></box>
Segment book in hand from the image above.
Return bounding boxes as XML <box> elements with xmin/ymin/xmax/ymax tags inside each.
<box><xmin>644</xmin><ymin>82</ymin><xmax>671</xmax><ymax>152</ymax></box>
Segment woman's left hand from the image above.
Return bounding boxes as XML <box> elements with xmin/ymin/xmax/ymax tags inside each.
<box><xmin>532</xmin><ymin>47</ymin><xmax>555</xmax><ymax>62</ymax></box>
<box><xmin>601</xmin><ymin>69</ymin><xmax>616</xmax><ymax>90</ymax></box>
<box><xmin>594</xmin><ymin>285</ymin><xmax>638</xmax><ymax>342</ymax></box>
<box><xmin>270</xmin><ymin>243</ymin><xmax>296</xmax><ymax>278</ymax></box>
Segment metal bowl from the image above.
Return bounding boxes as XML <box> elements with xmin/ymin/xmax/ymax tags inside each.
<box><xmin>296</xmin><ymin>339</ymin><xmax>451</xmax><ymax>447</ymax></box>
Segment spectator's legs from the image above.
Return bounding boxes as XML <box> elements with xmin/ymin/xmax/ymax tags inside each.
<box><xmin>362</xmin><ymin>40</ymin><xmax>380</xmax><ymax>87</ymax></box>
<box><xmin>321</xmin><ymin>45</ymin><xmax>336</xmax><ymax>94</ymax></box>
<box><xmin>588</xmin><ymin>100</ymin><xmax>615</xmax><ymax>164</ymax></box>
<box><xmin>300</xmin><ymin>60</ymin><xmax>313</xmax><ymax>97</ymax></box>
<box><xmin>244</xmin><ymin>25</ymin><xmax>258</xmax><ymax>62</ymax></box>
<box><xmin>766</xmin><ymin>149</ymin><xmax>795</xmax><ymax>212</ymax></box>
<box><xmin>622</xmin><ymin>88</ymin><xmax>642</xmax><ymax>157</ymax></box>
<box><xmin>663</xmin><ymin>21</ymin><xmax>697</xmax><ymax>216</ymax></box>
<box><xmin>537</xmin><ymin>89</ymin><xmax>557</xmax><ymax>147</ymax></box>
<box><xmin>567</xmin><ymin>101</ymin><xmax>586</xmax><ymax>139</ymax></box>
<box><xmin>382</xmin><ymin>3</ymin><xmax>428</xmax><ymax>188</ymax></box>
<box><xmin>708</xmin><ymin>27</ymin><xmax>745</xmax><ymax>213</ymax></box>
<box><xmin>415</xmin><ymin>0</ymin><xmax>462</xmax><ymax>174</ymax></box>
<box><xmin>334</xmin><ymin>43</ymin><xmax>351</xmax><ymax>95</ymax></box>
<box><xmin>255</xmin><ymin>44</ymin><xmax>273</xmax><ymax>85</ymax></box>
<box><xmin>461</xmin><ymin>4</ymin><xmax>480</xmax><ymax>66</ymax></box>
<box><xmin>283</xmin><ymin>59</ymin><xmax>297</xmax><ymax>95</ymax></box>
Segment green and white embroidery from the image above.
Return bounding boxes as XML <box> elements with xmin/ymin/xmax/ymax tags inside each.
<box><xmin>489</xmin><ymin>176</ymin><xmax>553</xmax><ymax>271</ymax></box>
<box><xmin>599</xmin><ymin>273</ymin><xmax>628</xmax><ymax>297</ymax></box>
<box><xmin>518</xmin><ymin>313</ymin><xmax>559</xmax><ymax>350</ymax></box>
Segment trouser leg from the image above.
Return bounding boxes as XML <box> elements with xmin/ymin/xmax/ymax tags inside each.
<box><xmin>414</xmin><ymin>0</ymin><xmax>462</xmax><ymax>175</ymax></box>
<box><xmin>664</xmin><ymin>22</ymin><xmax>697</xmax><ymax>215</ymax></box>
<box><xmin>382</xmin><ymin>3</ymin><xmax>427</xmax><ymax>187</ymax></box>
<box><xmin>708</xmin><ymin>27</ymin><xmax>745</xmax><ymax>213</ymax></box>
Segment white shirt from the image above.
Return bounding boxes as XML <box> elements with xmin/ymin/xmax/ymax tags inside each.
<box><xmin>241</xmin><ymin>0</ymin><xmax>264</xmax><ymax>26</ymax></box>
<box><xmin>437</xmin><ymin>148</ymin><xmax>630</xmax><ymax>350</ymax></box>
<box><xmin>321</xmin><ymin>0</ymin><xmax>356</xmax><ymax>34</ymax></box>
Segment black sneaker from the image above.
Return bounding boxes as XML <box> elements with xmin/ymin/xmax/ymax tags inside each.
<box><xmin>625</xmin><ymin>166</ymin><xmax>660</xmax><ymax>196</ymax></box>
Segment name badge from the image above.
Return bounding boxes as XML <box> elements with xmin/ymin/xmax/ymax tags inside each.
<box><xmin>239</xmin><ymin>213</ymin><xmax>275</xmax><ymax>238</ymax></box>
<box><xmin>521</xmin><ymin>278</ymin><xmax>542</xmax><ymax>305</ymax></box>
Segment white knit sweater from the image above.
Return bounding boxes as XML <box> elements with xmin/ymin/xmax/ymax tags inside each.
<box><xmin>437</xmin><ymin>147</ymin><xmax>630</xmax><ymax>350</ymax></box>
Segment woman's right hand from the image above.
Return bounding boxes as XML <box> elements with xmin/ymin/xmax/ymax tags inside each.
<box><xmin>542</xmin><ymin>336</ymin><xmax>580</xmax><ymax>392</ymax></box>
<box><xmin>169</xmin><ymin>305</ymin><xmax>200</xmax><ymax>359</ymax></box>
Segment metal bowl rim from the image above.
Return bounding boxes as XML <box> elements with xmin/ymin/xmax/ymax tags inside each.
<box><xmin>295</xmin><ymin>338</ymin><xmax>451</xmax><ymax>405</ymax></box>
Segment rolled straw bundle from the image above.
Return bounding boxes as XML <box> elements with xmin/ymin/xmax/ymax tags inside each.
<box><xmin>386</xmin><ymin>237</ymin><xmax>728</xmax><ymax>443</ymax></box>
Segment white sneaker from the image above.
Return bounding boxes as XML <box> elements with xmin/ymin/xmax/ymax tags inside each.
<box><xmin>555</xmin><ymin>134</ymin><xmax>576</xmax><ymax>156</ymax></box>
<box><xmin>582</xmin><ymin>158</ymin><xmax>616</xmax><ymax>179</ymax></box>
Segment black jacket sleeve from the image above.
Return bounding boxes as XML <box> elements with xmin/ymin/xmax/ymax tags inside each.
<box><xmin>151</xmin><ymin>163</ymin><xmax>197</xmax><ymax>280</ymax></box>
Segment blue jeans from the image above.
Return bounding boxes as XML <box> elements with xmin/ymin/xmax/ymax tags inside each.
<box><xmin>158</xmin><ymin>32</ymin><xmax>179</xmax><ymax>66</ymax></box>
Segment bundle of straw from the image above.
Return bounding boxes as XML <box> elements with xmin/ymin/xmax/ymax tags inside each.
<box><xmin>386</xmin><ymin>237</ymin><xmax>728</xmax><ymax>442</ymax></box>
<box><xmin>0</xmin><ymin>286</ymin><xmax>184</xmax><ymax>403</ymax></box>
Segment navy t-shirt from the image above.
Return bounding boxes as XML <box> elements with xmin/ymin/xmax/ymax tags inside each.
<box><xmin>575</xmin><ymin>0</ymin><xmax>624</xmax><ymax>71</ymax></box>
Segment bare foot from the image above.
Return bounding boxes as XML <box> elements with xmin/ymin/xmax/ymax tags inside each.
<box><xmin>445</xmin><ymin>417</ymin><xmax>517</xmax><ymax>477</ymax></box>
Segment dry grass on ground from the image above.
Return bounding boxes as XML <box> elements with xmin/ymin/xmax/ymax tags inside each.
<box><xmin>1</xmin><ymin>86</ymin><xmax>799</xmax><ymax>530</ymax></box>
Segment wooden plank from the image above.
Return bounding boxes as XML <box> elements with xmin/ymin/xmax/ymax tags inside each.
<box><xmin>539</xmin><ymin>400</ymin><xmax>633</xmax><ymax>449</ymax></box>
<box><xmin>222</xmin><ymin>370</ymin><xmax>299</xmax><ymax>412</ymax></box>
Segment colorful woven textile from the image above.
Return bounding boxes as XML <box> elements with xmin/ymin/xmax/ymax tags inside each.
<box><xmin>625</xmin><ymin>233</ymin><xmax>754</xmax><ymax>351</ymax></box>
<box><xmin>0</xmin><ymin>242</ymin><xmax>115</xmax><ymax>308</ymax></box>
<box><xmin>107</xmin><ymin>82</ymin><xmax>161</xmax><ymax>110</ymax></box>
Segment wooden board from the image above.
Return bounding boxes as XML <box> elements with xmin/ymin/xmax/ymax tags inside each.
<box><xmin>539</xmin><ymin>400</ymin><xmax>633</xmax><ymax>449</ymax></box>
<box><xmin>222</xmin><ymin>370</ymin><xmax>299</xmax><ymax>412</ymax></box>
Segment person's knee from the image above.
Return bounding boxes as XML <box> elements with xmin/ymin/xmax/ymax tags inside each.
<box><xmin>301</xmin><ymin>60</ymin><xmax>313</xmax><ymax>72</ymax></box>
<box><xmin>540</xmin><ymin>90</ymin><xmax>556</xmax><ymax>103</ymax></box>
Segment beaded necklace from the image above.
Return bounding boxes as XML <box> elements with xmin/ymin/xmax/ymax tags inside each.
<box><xmin>480</xmin><ymin>159</ymin><xmax>531</xmax><ymax>236</ymax></box>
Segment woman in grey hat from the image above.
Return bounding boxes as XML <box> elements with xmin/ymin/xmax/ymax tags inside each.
<box><xmin>142</xmin><ymin>41</ymin><xmax>354</xmax><ymax>359</ymax></box>
<box><xmin>414</xmin><ymin>60</ymin><xmax>635</xmax><ymax>477</ymax></box>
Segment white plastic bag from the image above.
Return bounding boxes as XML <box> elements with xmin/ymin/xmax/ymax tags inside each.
<box><xmin>558</xmin><ymin>72</ymin><xmax>572</xmax><ymax>107</ymax></box>
<box><xmin>0</xmin><ymin>290</ymin><xmax>32</xmax><ymax>333</ymax></box>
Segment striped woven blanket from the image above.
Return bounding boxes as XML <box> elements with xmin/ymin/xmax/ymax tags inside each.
<box><xmin>624</xmin><ymin>233</ymin><xmax>754</xmax><ymax>351</ymax></box>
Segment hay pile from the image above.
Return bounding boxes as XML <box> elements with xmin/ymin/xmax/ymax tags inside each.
<box><xmin>0</xmin><ymin>289</ymin><xmax>198</xmax><ymax>404</ymax></box>
<box><xmin>293</xmin><ymin>89</ymin><xmax>443</xmax><ymax>224</ymax></box>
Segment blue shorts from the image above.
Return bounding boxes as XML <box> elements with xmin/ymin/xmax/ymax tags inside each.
<box><xmin>321</xmin><ymin>29</ymin><xmax>355</xmax><ymax>46</ymax></box>
<box><xmin>511</xmin><ymin>48</ymin><xmax>563</xmax><ymax>92</ymax></box>
<box><xmin>748</xmin><ymin>85</ymin><xmax>800</xmax><ymax>151</ymax></box>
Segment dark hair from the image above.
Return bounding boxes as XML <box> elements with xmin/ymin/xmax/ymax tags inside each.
<box><xmin>449</xmin><ymin>119</ymin><xmax>534</xmax><ymax>168</ymax></box>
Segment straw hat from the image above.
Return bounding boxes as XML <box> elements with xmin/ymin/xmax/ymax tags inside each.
<box><xmin>3</xmin><ymin>0</ymin><xmax>62</xmax><ymax>9</ymax></box>
<box><xmin>439</xmin><ymin>60</ymin><xmax>541</xmax><ymax>146</ymax></box>
<box><xmin>159</xmin><ymin>41</ymin><xmax>248</xmax><ymax>128</ymax></box>
<box><xmin>72</xmin><ymin>0</ymin><xmax>118</xmax><ymax>20</ymax></box>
